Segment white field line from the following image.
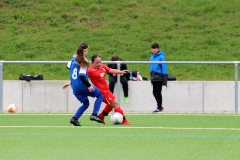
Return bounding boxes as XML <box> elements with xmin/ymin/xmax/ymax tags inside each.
<box><xmin>0</xmin><ymin>126</ymin><xmax>240</xmax><ymax>131</ymax></box>
<box><xmin>1</xmin><ymin>113</ymin><xmax>240</xmax><ymax>116</ymax></box>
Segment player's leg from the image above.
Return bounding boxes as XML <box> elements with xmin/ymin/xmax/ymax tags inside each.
<box><xmin>98</xmin><ymin>92</ymin><xmax>133</xmax><ymax>125</ymax></box>
<box><xmin>98</xmin><ymin>104</ymin><xmax>113</xmax><ymax>124</ymax></box>
<box><xmin>88</xmin><ymin>86</ymin><xmax>104</xmax><ymax>123</ymax></box>
<box><xmin>92</xmin><ymin>93</ymin><xmax>103</xmax><ymax>115</ymax></box>
<box><xmin>70</xmin><ymin>95</ymin><xmax>89</xmax><ymax>126</ymax></box>
<box><xmin>112</xmin><ymin>101</ymin><xmax>133</xmax><ymax>125</ymax></box>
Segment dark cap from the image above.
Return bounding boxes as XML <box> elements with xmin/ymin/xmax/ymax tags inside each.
<box><xmin>151</xmin><ymin>43</ymin><xmax>159</xmax><ymax>49</ymax></box>
<box><xmin>79</xmin><ymin>42</ymin><xmax>88</xmax><ymax>49</ymax></box>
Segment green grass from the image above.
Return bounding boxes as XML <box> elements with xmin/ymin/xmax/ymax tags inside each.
<box><xmin>0</xmin><ymin>0</ymin><xmax>240</xmax><ymax>80</ymax></box>
<box><xmin>1</xmin><ymin>114</ymin><xmax>240</xmax><ymax>160</ymax></box>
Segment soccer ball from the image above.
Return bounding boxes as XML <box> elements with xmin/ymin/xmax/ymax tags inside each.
<box><xmin>7</xmin><ymin>104</ymin><xmax>18</xmax><ymax>113</ymax></box>
<box><xmin>110</xmin><ymin>112</ymin><xmax>123</xmax><ymax>124</ymax></box>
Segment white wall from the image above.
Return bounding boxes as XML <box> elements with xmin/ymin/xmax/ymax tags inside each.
<box><xmin>3</xmin><ymin>80</ymin><xmax>239</xmax><ymax>113</ymax></box>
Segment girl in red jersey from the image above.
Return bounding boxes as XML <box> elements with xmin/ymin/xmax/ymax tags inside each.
<box><xmin>88</xmin><ymin>54</ymin><xmax>133</xmax><ymax>125</ymax></box>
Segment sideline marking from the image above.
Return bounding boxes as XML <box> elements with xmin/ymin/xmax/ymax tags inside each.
<box><xmin>0</xmin><ymin>126</ymin><xmax>240</xmax><ymax>131</ymax></box>
<box><xmin>1</xmin><ymin>113</ymin><xmax>240</xmax><ymax>116</ymax></box>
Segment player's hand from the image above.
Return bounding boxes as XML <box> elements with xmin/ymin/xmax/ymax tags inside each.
<box><xmin>122</xmin><ymin>70</ymin><xmax>128</xmax><ymax>74</ymax></box>
<box><xmin>88</xmin><ymin>86</ymin><xmax>95</xmax><ymax>92</ymax></box>
<box><xmin>63</xmin><ymin>82</ymin><xmax>71</xmax><ymax>89</ymax></box>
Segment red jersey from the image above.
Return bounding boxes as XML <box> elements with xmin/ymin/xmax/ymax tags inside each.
<box><xmin>88</xmin><ymin>64</ymin><xmax>111</xmax><ymax>95</ymax></box>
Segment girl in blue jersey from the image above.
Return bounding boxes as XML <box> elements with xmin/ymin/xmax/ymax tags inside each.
<box><xmin>66</xmin><ymin>42</ymin><xmax>103</xmax><ymax>126</ymax></box>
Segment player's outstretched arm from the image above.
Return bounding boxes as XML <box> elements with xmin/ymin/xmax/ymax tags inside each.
<box><xmin>63</xmin><ymin>82</ymin><xmax>71</xmax><ymax>89</ymax></box>
<box><xmin>109</xmin><ymin>69</ymin><xmax>128</xmax><ymax>75</ymax></box>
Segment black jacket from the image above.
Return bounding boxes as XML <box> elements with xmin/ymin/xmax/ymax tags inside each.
<box><xmin>107</xmin><ymin>59</ymin><xmax>128</xmax><ymax>77</ymax></box>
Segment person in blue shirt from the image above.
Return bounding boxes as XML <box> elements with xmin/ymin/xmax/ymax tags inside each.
<box><xmin>65</xmin><ymin>42</ymin><xmax>104</xmax><ymax>126</ymax></box>
<box><xmin>149</xmin><ymin>43</ymin><xmax>168</xmax><ymax>113</ymax></box>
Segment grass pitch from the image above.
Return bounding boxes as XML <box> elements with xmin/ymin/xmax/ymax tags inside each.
<box><xmin>0</xmin><ymin>113</ymin><xmax>240</xmax><ymax>160</ymax></box>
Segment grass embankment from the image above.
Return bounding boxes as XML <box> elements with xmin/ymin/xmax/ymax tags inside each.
<box><xmin>0</xmin><ymin>0</ymin><xmax>240</xmax><ymax>80</ymax></box>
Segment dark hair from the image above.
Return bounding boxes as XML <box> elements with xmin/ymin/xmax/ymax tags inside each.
<box><xmin>151</xmin><ymin>43</ymin><xmax>159</xmax><ymax>49</ymax></box>
<box><xmin>91</xmin><ymin>54</ymin><xmax>101</xmax><ymax>63</ymax></box>
<box><xmin>111</xmin><ymin>55</ymin><xmax>120</xmax><ymax>61</ymax></box>
<box><xmin>76</xmin><ymin>42</ymin><xmax>88</xmax><ymax>67</ymax></box>
<box><xmin>110</xmin><ymin>55</ymin><xmax>120</xmax><ymax>68</ymax></box>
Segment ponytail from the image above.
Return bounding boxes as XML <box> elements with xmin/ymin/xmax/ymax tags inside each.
<box><xmin>76</xmin><ymin>42</ymin><xmax>88</xmax><ymax>67</ymax></box>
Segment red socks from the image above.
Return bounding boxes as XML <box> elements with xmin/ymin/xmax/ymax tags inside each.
<box><xmin>114</xmin><ymin>107</ymin><xmax>125</xmax><ymax>117</ymax></box>
<box><xmin>99</xmin><ymin>105</ymin><xmax>125</xmax><ymax>119</ymax></box>
<box><xmin>104</xmin><ymin>105</ymin><xmax>113</xmax><ymax>113</ymax></box>
<box><xmin>99</xmin><ymin>105</ymin><xmax>113</xmax><ymax>119</ymax></box>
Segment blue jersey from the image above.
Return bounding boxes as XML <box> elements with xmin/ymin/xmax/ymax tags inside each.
<box><xmin>69</xmin><ymin>57</ymin><xmax>89</xmax><ymax>95</ymax></box>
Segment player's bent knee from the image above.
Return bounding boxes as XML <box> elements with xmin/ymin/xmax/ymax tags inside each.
<box><xmin>83</xmin><ymin>99</ymin><xmax>90</xmax><ymax>105</ymax></box>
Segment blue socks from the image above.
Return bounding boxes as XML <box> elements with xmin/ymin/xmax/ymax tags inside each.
<box><xmin>74</xmin><ymin>100</ymin><xmax>89</xmax><ymax>119</ymax></box>
<box><xmin>92</xmin><ymin>93</ymin><xmax>103</xmax><ymax>115</ymax></box>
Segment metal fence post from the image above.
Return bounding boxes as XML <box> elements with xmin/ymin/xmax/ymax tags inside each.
<box><xmin>234</xmin><ymin>62</ymin><xmax>239</xmax><ymax>114</ymax></box>
<box><xmin>0</xmin><ymin>61</ymin><xmax>3</xmax><ymax>113</ymax></box>
<box><xmin>117</xmin><ymin>62</ymin><xmax>121</xmax><ymax>105</ymax></box>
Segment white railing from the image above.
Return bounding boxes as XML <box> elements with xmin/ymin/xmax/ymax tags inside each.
<box><xmin>0</xmin><ymin>60</ymin><xmax>239</xmax><ymax>114</ymax></box>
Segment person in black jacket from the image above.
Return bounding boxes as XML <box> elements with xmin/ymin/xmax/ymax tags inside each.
<box><xmin>107</xmin><ymin>55</ymin><xmax>130</xmax><ymax>104</ymax></box>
